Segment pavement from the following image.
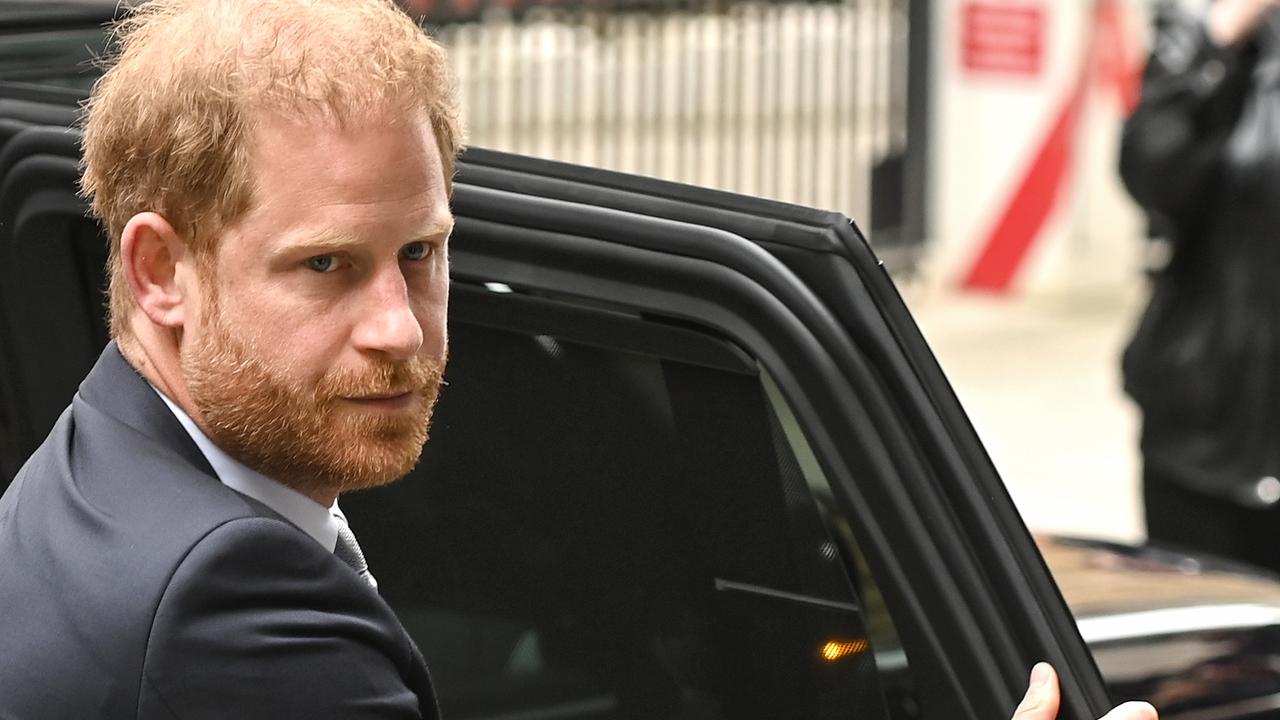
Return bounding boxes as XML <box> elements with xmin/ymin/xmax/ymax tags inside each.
<box><xmin>900</xmin><ymin>281</ymin><xmax>1148</xmax><ymax>544</ymax></box>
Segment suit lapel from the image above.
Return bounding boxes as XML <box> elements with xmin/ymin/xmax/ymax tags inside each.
<box><xmin>76</xmin><ymin>342</ymin><xmax>216</xmax><ymax>479</ymax></box>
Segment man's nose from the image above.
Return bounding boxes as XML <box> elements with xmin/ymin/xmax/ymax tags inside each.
<box><xmin>352</xmin><ymin>269</ymin><xmax>424</xmax><ymax>361</ymax></box>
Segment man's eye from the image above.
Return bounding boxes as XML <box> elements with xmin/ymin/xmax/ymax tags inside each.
<box><xmin>401</xmin><ymin>242</ymin><xmax>432</xmax><ymax>261</ymax></box>
<box><xmin>305</xmin><ymin>255</ymin><xmax>340</xmax><ymax>273</ymax></box>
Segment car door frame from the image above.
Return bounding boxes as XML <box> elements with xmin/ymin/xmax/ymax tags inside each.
<box><xmin>450</xmin><ymin>148</ymin><xmax>1111</xmax><ymax>720</ymax></box>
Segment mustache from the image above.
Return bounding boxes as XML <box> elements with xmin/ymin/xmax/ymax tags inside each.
<box><xmin>317</xmin><ymin>356</ymin><xmax>447</xmax><ymax>399</ymax></box>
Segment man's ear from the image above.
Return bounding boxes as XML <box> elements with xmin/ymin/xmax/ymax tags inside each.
<box><xmin>119</xmin><ymin>212</ymin><xmax>195</xmax><ymax>329</ymax></box>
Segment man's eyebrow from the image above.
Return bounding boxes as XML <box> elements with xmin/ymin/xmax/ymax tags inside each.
<box><xmin>271</xmin><ymin>220</ymin><xmax>454</xmax><ymax>257</ymax></box>
<box><xmin>273</xmin><ymin>230</ymin><xmax>362</xmax><ymax>256</ymax></box>
<box><xmin>413</xmin><ymin>219</ymin><xmax>454</xmax><ymax>241</ymax></box>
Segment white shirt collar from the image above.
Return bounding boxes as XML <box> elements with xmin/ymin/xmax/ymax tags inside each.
<box><xmin>152</xmin><ymin>386</ymin><xmax>342</xmax><ymax>553</ymax></box>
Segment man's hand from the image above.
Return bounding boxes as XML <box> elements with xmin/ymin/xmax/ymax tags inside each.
<box><xmin>1012</xmin><ymin>663</ymin><xmax>1157</xmax><ymax>720</ymax></box>
<box><xmin>1207</xmin><ymin>0</ymin><xmax>1280</xmax><ymax>47</ymax></box>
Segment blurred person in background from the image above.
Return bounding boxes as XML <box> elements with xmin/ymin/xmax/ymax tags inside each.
<box><xmin>1120</xmin><ymin>0</ymin><xmax>1280</xmax><ymax>571</ymax></box>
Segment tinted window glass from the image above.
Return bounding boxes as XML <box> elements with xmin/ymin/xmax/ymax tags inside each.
<box><xmin>345</xmin><ymin>308</ymin><xmax>897</xmax><ymax>719</ymax></box>
<box><xmin>759</xmin><ymin>373</ymin><xmax>919</xmax><ymax>720</ymax></box>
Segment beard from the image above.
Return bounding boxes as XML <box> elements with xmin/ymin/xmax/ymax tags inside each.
<box><xmin>181</xmin><ymin>297</ymin><xmax>445</xmax><ymax>500</ymax></box>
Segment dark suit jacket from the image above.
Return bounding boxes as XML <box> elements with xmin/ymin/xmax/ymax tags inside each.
<box><xmin>0</xmin><ymin>343</ymin><xmax>438</xmax><ymax>719</ymax></box>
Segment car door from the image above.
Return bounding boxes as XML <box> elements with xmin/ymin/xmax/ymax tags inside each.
<box><xmin>338</xmin><ymin>148</ymin><xmax>1112</xmax><ymax>720</ymax></box>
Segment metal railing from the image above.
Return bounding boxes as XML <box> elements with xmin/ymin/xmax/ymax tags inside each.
<box><xmin>435</xmin><ymin>0</ymin><xmax>914</xmax><ymax>244</ymax></box>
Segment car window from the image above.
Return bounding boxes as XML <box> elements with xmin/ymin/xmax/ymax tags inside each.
<box><xmin>343</xmin><ymin>291</ymin><xmax>921</xmax><ymax>719</ymax></box>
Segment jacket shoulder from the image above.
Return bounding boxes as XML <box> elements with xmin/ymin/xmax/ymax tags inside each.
<box><xmin>0</xmin><ymin>391</ymin><xmax>283</xmax><ymax>717</ymax></box>
<box><xmin>140</xmin><ymin>516</ymin><xmax>429</xmax><ymax>719</ymax></box>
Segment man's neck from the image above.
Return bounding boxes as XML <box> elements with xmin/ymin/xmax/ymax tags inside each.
<box><xmin>122</xmin><ymin>331</ymin><xmax>339</xmax><ymax>508</ymax></box>
<box><xmin>119</xmin><ymin>329</ymin><xmax>196</xmax><ymax>420</ymax></box>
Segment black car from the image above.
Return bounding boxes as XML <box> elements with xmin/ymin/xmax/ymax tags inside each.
<box><xmin>2</xmin><ymin>5</ymin><xmax>1280</xmax><ymax>720</ymax></box>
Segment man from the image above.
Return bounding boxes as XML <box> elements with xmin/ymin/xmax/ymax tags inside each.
<box><xmin>0</xmin><ymin>1</ymin><xmax>1156</xmax><ymax>719</ymax></box>
<box><xmin>0</xmin><ymin>0</ymin><xmax>456</xmax><ymax>716</ymax></box>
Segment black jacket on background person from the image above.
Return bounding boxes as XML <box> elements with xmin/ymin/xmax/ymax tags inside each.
<box><xmin>0</xmin><ymin>343</ymin><xmax>439</xmax><ymax>719</ymax></box>
<box><xmin>1120</xmin><ymin>4</ymin><xmax>1280</xmax><ymax>561</ymax></box>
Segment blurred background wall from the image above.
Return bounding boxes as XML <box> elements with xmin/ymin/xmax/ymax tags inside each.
<box><xmin>409</xmin><ymin>0</ymin><xmax>922</xmax><ymax>269</ymax></box>
<box><xmin>404</xmin><ymin>0</ymin><xmax>1159</xmax><ymax>295</ymax></box>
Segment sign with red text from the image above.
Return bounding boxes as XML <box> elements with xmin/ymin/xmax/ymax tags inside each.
<box><xmin>962</xmin><ymin>3</ymin><xmax>1045</xmax><ymax>78</ymax></box>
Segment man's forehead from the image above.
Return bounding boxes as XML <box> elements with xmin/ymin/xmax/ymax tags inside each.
<box><xmin>234</xmin><ymin>107</ymin><xmax>447</xmax><ymax>215</ymax></box>
<box><xmin>247</xmin><ymin>104</ymin><xmax>435</xmax><ymax>143</ymax></box>
<box><xmin>244</xmin><ymin>109</ymin><xmax>444</xmax><ymax>186</ymax></box>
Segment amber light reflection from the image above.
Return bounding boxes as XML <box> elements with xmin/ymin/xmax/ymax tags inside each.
<box><xmin>820</xmin><ymin>639</ymin><xmax>869</xmax><ymax>662</ymax></box>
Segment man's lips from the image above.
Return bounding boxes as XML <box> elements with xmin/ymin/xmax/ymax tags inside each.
<box><xmin>342</xmin><ymin>391</ymin><xmax>416</xmax><ymax>410</ymax></box>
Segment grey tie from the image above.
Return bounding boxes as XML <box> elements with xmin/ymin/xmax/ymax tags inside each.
<box><xmin>334</xmin><ymin>519</ymin><xmax>379</xmax><ymax>590</ymax></box>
